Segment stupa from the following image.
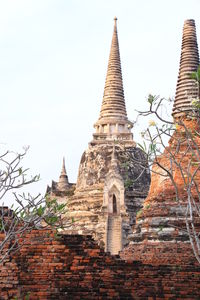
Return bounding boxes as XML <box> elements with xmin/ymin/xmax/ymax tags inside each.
<box><xmin>122</xmin><ymin>19</ymin><xmax>200</xmax><ymax>265</ymax></box>
<box><xmin>48</xmin><ymin>18</ymin><xmax>150</xmax><ymax>255</ymax></box>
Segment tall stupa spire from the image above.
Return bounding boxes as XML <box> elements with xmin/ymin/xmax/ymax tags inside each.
<box><xmin>92</xmin><ymin>18</ymin><xmax>134</xmax><ymax>144</ymax></box>
<box><xmin>173</xmin><ymin>19</ymin><xmax>199</xmax><ymax>117</ymax></box>
<box><xmin>99</xmin><ymin>17</ymin><xmax>127</xmax><ymax>120</ymax></box>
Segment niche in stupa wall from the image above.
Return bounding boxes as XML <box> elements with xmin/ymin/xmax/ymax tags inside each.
<box><xmin>108</xmin><ymin>185</ymin><xmax>120</xmax><ymax>214</ymax></box>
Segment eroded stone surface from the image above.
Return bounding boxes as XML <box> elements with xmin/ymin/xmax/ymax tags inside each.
<box><xmin>63</xmin><ymin>143</ymin><xmax>150</xmax><ymax>253</ymax></box>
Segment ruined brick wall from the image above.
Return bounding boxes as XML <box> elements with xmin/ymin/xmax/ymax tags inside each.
<box><xmin>0</xmin><ymin>234</ymin><xmax>20</xmax><ymax>299</ymax></box>
<box><xmin>0</xmin><ymin>229</ymin><xmax>200</xmax><ymax>299</ymax></box>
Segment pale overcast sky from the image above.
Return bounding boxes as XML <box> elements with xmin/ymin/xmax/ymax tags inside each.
<box><xmin>0</xmin><ymin>0</ymin><xmax>200</xmax><ymax>204</ymax></box>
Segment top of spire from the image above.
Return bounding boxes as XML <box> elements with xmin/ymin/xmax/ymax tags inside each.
<box><xmin>173</xmin><ymin>19</ymin><xmax>199</xmax><ymax>117</ymax></box>
<box><xmin>58</xmin><ymin>157</ymin><xmax>69</xmax><ymax>191</ymax></box>
<box><xmin>61</xmin><ymin>157</ymin><xmax>67</xmax><ymax>176</ymax></box>
<box><xmin>98</xmin><ymin>17</ymin><xmax>128</xmax><ymax>121</ymax></box>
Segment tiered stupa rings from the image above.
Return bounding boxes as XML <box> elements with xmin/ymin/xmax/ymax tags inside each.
<box><xmin>173</xmin><ymin>19</ymin><xmax>199</xmax><ymax>117</ymax></box>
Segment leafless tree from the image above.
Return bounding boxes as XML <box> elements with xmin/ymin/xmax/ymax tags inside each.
<box><xmin>0</xmin><ymin>147</ymin><xmax>69</xmax><ymax>263</ymax></box>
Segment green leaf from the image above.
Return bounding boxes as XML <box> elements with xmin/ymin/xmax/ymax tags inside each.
<box><xmin>57</xmin><ymin>203</ymin><xmax>66</xmax><ymax>211</ymax></box>
<box><xmin>189</xmin><ymin>72</ymin><xmax>198</xmax><ymax>80</ymax></box>
<box><xmin>147</xmin><ymin>94</ymin><xmax>155</xmax><ymax>104</ymax></box>
<box><xmin>20</xmin><ymin>211</ymin><xmax>25</xmax><ymax>218</ymax></box>
<box><xmin>37</xmin><ymin>206</ymin><xmax>45</xmax><ymax>217</ymax></box>
<box><xmin>149</xmin><ymin>143</ymin><xmax>156</xmax><ymax>154</ymax></box>
<box><xmin>137</xmin><ymin>143</ymin><xmax>145</xmax><ymax>152</ymax></box>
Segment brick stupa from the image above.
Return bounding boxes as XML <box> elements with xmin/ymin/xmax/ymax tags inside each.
<box><xmin>122</xmin><ymin>19</ymin><xmax>200</xmax><ymax>265</ymax></box>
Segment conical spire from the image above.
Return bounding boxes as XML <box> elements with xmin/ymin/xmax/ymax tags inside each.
<box><xmin>173</xmin><ymin>19</ymin><xmax>199</xmax><ymax>117</ymax></box>
<box><xmin>92</xmin><ymin>18</ymin><xmax>133</xmax><ymax>144</ymax></box>
<box><xmin>58</xmin><ymin>157</ymin><xmax>69</xmax><ymax>191</ymax></box>
<box><xmin>99</xmin><ymin>17</ymin><xmax>127</xmax><ymax>121</ymax></box>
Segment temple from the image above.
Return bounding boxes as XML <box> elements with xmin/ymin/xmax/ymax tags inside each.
<box><xmin>47</xmin><ymin>18</ymin><xmax>150</xmax><ymax>255</ymax></box>
<box><xmin>48</xmin><ymin>17</ymin><xmax>200</xmax><ymax>262</ymax></box>
<box><xmin>2</xmin><ymin>19</ymin><xmax>200</xmax><ymax>299</ymax></box>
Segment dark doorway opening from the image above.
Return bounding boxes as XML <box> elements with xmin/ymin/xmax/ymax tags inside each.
<box><xmin>113</xmin><ymin>194</ymin><xmax>117</xmax><ymax>214</ymax></box>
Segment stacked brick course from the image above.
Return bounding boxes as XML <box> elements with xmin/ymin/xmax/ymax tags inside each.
<box><xmin>0</xmin><ymin>230</ymin><xmax>200</xmax><ymax>299</ymax></box>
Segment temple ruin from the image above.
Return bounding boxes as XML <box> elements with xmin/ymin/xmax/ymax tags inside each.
<box><xmin>1</xmin><ymin>18</ymin><xmax>200</xmax><ymax>300</ymax></box>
